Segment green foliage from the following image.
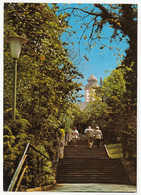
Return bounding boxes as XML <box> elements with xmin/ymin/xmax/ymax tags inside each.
<box><xmin>77</xmin><ymin>67</ymin><xmax>136</xmax><ymax>158</ymax></box>
<box><xmin>59</xmin><ymin>104</ymin><xmax>78</xmax><ymax>132</ymax></box>
<box><xmin>4</xmin><ymin>3</ymin><xmax>84</xmax><ymax>190</ymax></box>
<box><xmin>3</xmin><ymin>109</ymin><xmax>34</xmax><ymax>190</ymax></box>
<box><xmin>106</xmin><ymin>143</ymin><xmax>123</xmax><ymax>159</ymax></box>
<box><xmin>70</xmin><ymin>103</ymin><xmax>88</xmax><ymax>132</ymax></box>
<box><xmin>85</xmin><ymin>96</ymin><xmax>111</xmax><ymax>130</ymax></box>
<box><xmin>22</xmin><ymin>145</ymin><xmax>54</xmax><ymax>190</ymax></box>
<box><xmin>4</xmin><ymin>108</ymin><xmax>21</xmax><ymax>120</ymax></box>
<box><xmin>121</xmin><ymin>114</ymin><xmax>136</xmax><ymax>159</ymax></box>
<box><xmin>58</xmin><ymin>128</ymin><xmax>65</xmax><ymax>138</ymax></box>
<box><xmin>3</xmin><ymin>125</ymin><xmax>18</xmax><ymax>178</ymax></box>
<box><xmin>101</xmin><ymin>68</ymin><xmax>136</xmax><ymax>158</ymax></box>
<box><xmin>101</xmin><ymin>68</ymin><xmax>126</xmax><ymax>130</ymax></box>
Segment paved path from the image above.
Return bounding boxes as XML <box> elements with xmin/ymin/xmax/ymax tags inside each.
<box><xmin>50</xmin><ymin>183</ymin><xmax>136</xmax><ymax>192</ymax></box>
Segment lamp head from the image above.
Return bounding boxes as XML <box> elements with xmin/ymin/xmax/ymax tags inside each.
<box><xmin>5</xmin><ymin>36</ymin><xmax>28</xmax><ymax>58</ymax></box>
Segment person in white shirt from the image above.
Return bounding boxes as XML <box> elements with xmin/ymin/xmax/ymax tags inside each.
<box><xmin>71</xmin><ymin>127</ymin><xmax>79</xmax><ymax>147</ymax></box>
<box><xmin>85</xmin><ymin>126</ymin><xmax>95</xmax><ymax>149</ymax></box>
<box><xmin>94</xmin><ymin>126</ymin><xmax>103</xmax><ymax>148</ymax></box>
<box><xmin>84</xmin><ymin>126</ymin><xmax>91</xmax><ymax>134</ymax></box>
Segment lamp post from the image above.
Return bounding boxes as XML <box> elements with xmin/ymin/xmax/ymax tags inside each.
<box><xmin>5</xmin><ymin>36</ymin><xmax>28</xmax><ymax>120</ymax></box>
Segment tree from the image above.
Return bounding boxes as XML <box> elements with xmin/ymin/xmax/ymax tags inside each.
<box><xmin>4</xmin><ymin>3</ymin><xmax>84</xmax><ymax>190</ymax></box>
<box><xmin>4</xmin><ymin>2</ymin><xmax>83</xmax><ymax>136</ymax></box>
<box><xmin>84</xmin><ymin>67</ymin><xmax>136</xmax><ymax>157</ymax></box>
<box><xmin>71</xmin><ymin>103</ymin><xmax>89</xmax><ymax>132</ymax></box>
<box><xmin>101</xmin><ymin>68</ymin><xmax>126</xmax><ymax>142</ymax></box>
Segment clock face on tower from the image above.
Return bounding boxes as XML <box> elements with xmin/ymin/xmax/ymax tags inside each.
<box><xmin>85</xmin><ymin>89</ymin><xmax>90</xmax><ymax>102</ymax></box>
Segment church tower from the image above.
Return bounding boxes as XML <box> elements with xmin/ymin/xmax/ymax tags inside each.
<box><xmin>85</xmin><ymin>74</ymin><xmax>98</xmax><ymax>103</ymax></box>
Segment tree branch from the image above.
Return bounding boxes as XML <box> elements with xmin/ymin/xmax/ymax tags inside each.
<box><xmin>58</xmin><ymin>7</ymin><xmax>101</xmax><ymax>17</ymax></box>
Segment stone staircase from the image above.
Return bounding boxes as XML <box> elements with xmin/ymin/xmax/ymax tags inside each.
<box><xmin>56</xmin><ymin>140</ymin><xmax>132</xmax><ymax>185</ymax></box>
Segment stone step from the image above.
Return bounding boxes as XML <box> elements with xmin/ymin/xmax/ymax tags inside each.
<box><xmin>56</xmin><ymin>139</ymin><xmax>132</xmax><ymax>185</ymax></box>
<box><xmin>56</xmin><ymin>179</ymin><xmax>131</xmax><ymax>184</ymax></box>
<box><xmin>57</xmin><ymin>173</ymin><xmax>128</xmax><ymax>177</ymax></box>
<box><xmin>57</xmin><ymin>175</ymin><xmax>129</xmax><ymax>179</ymax></box>
<box><xmin>58</xmin><ymin>159</ymin><xmax>122</xmax><ymax>164</ymax></box>
<box><xmin>57</xmin><ymin>164</ymin><xmax>125</xmax><ymax>168</ymax></box>
<box><xmin>57</xmin><ymin>174</ymin><xmax>131</xmax><ymax>184</ymax></box>
<box><xmin>58</xmin><ymin>164</ymin><xmax>122</xmax><ymax>167</ymax></box>
<box><xmin>58</xmin><ymin>165</ymin><xmax>124</xmax><ymax>168</ymax></box>
<box><xmin>57</xmin><ymin>169</ymin><xmax>127</xmax><ymax>173</ymax></box>
<box><xmin>58</xmin><ymin>161</ymin><xmax>121</xmax><ymax>164</ymax></box>
<box><xmin>64</xmin><ymin>145</ymin><xmax>110</xmax><ymax>158</ymax></box>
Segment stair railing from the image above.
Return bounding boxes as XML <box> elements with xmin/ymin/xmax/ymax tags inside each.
<box><xmin>7</xmin><ymin>143</ymin><xmax>51</xmax><ymax>191</ymax></box>
<box><xmin>7</xmin><ymin>143</ymin><xmax>30</xmax><ymax>191</ymax></box>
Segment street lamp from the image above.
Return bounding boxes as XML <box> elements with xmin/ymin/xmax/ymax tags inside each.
<box><xmin>5</xmin><ymin>36</ymin><xmax>28</xmax><ymax>120</ymax></box>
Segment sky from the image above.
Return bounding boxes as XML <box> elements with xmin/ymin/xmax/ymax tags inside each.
<box><xmin>55</xmin><ymin>3</ymin><xmax>129</xmax><ymax>102</ymax></box>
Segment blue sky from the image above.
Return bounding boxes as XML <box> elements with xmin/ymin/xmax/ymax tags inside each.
<box><xmin>56</xmin><ymin>3</ymin><xmax>129</xmax><ymax>102</ymax></box>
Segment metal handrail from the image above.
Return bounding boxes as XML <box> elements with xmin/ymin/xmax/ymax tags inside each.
<box><xmin>29</xmin><ymin>144</ymin><xmax>49</xmax><ymax>159</ymax></box>
<box><xmin>8</xmin><ymin>143</ymin><xmax>30</xmax><ymax>191</ymax></box>
<box><xmin>7</xmin><ymin>143</ymin><xmax>51</xmax><ymax>191</ymax></box>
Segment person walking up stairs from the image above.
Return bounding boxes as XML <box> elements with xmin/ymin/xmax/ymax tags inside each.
<box><xmin>84</xmin><ymin>126</ymin><xmax>95</xmax><ymax>149</ymax></box>
<box><xmin>94</xmin><ymin>126</ymin><xmax>103</xmax><ymax>148</ymax></box>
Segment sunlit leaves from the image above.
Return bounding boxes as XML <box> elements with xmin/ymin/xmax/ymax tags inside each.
<box><xmin>4</xmin><ymin>3</ymin><xmax>84</xmax><ymax>185</ymax></box>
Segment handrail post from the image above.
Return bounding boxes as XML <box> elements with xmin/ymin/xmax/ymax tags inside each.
<box><xmin>15</xmin><ymin>165</ymin><xmax>28</xmax><ymax>191</ymax></box>
<box><xmin>7</xmin><ymin>143</ymin><xmax>30</xmax><ymax>191</ymax></box>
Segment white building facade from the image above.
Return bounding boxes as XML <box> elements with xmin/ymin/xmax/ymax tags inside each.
<box><xmin>85</xmin><ymin>74</ymin><xmax>98</xmax><ymax>103</ymax></box>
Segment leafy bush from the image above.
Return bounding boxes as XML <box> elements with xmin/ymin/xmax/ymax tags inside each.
<box><xmin>3</xmin><ymin>109</ymin><xmax>34</xmax><ymax>190</ymax></box>
<box><xmin>106</xmin><ymin>143</ymin><xmax>123</xmax><ymax>159</ymax></box>
<box><xmin>58</xmin><ymin>128</ymin><xmax>65</xmax><ymax>138</ymax></box>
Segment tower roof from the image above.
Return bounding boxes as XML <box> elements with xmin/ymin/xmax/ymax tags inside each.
<box><xmin>87</xmin><ymin>74</ymin><xmax>98</xmax><ymax>82</ymax></box>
